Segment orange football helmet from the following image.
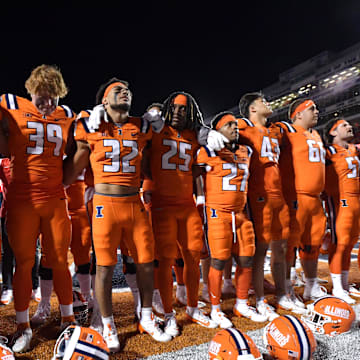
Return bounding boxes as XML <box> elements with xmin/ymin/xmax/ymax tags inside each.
<box><xmin>52</xmin><ymin>325</ymin><xmax>109</xmax><ymax>360</ymax></box>
<box><xmin>208</xmin><ymin>328</ymin><xmax>263</xmax><ymax>360</ymax></box>
<box><xmin>0</xmin><ymin>336</ymin><xmax>14</xmax><ymax>360</ymax></box>
<box><xmin>72</xmin><ymin>289</ymin><xmax>88</xmax><ymax>325</ymax></box>
<box><xmin>264</xmin><ymin>315</ymin><xmax>316</xmax><ymax>360</ymax></box>
<box><xmin>301</xmin><ymin>295</ymin><xmax>355</xmax><ymax>336</ymax></box>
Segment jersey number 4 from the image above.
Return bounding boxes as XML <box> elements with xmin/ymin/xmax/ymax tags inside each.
<box><xmin>26</xmin><ymin>121</ymin><xmax>63</xmax><ymax>156</ymax></box>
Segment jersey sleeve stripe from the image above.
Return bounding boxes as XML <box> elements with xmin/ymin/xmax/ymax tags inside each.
<box><xmin>60</xmin><ymin>105</ymin><xmax>74</xmax><ymax>118</ymax></box>
<box><xmin>246</xmin><ymin>145</ymin><xmax>253</xmax><ymax>157</ymax></box>
<box><xmin>328</xmin><ymin>145</ymin><xmax>337</xmax><ymax>154</ymax></box>
<box><xmin>280</xmin><ymin>121</ymin><xmax>296</xmax><ymax>133</ymax></box>
<box><xmin>80</xmin><ymin>118</ymin><xmax>90</xmax><ymax>133</ymax></box>
<box><xmin>5</xmin><ymin>94</ymin><xmax>18</xmax><ymax>110</ymax></box>
<box><xmin>242</xmin><ymin>118</ymin><xmax>254</xmax><ymax>127</ymax></box>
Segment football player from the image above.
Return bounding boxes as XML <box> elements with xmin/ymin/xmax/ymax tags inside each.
<box><xmin>63</xmin><ymin>78</ymin><xmax>171</xmax><ymax>351</ymax></box>
<box><xmin>276</xmin><ymin>98</ymin><xmax>327</xmax><ymax>301</ymax></box>
<box><xmin>237</xmin><ymin>93</ymin><xmax>304</xmax><ymax>318</ymax></box>
<box><xmin>323</xmin><ymin>119</ymin><xmax>360</xmax><ymax>303</ymax></box>
<box><xmin>0</xmin><ymin>65</ymin><xmax>76</xmax><ymax>352</ymax></box>
<box><xmin>195</xmin><ymin>111</ymin><xmax>266</xmax><ymax>327</ymax></box>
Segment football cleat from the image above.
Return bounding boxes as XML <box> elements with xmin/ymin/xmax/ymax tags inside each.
<box><xmin>210</xmin><ymin>309</ymin><xmax>233</xmax><ymax>329</ymax></box>
<box><xmin>164</xmin><ymin>315</ymin><xmax>180</xmax><ymax>337</ymax></box>
<box><xmin>209</xmin><ymin>328</ymin><xmax>263</xmax><ymax>360</ymax></box>
<box><xmin>349</xmin><ymin>284</ymin><xmax>360</xmax><ymax>298</ymax></box>
<box><xmin>0</xmin><ymin>336</ymin><xmax>15</xmax><ymax>359</ymax></box>
<box><xmin>103</xmin><ymin>323</ymin><xmax>120</xmax><ymax>353</ymax></box>
<box><xmin>303</xmin><ymin>283</ymin><xmax>328</xmax><ymax>301</ymax></box>
<box><xmin>233</xmin><ymin>303</ymin><xmax>267</xmax><ymax>323</ymax></box>
<box><xmin>332</xmin><ymin>288</ymin><xmax>356</xmax><ymax>304</ymax></box>
<box><xmin>302</xmin><ymin>296</ymin><xmax>355</xmax><ymax>336</ymax></box>
<box><xmin>12</xmin><ymin>326</ymin><xmax>32</xmax><ymax>353</ymax></box>
<box><xmin>277</xmin><ymin>295</ymin><xmax>308</xmax><ymax>315</ymax></box>
<box><xmin>152</xmin><ymin>289</ymin><xmax>165</xmax><ymax>315</ymax></box>
<box><xmin>186</xmin><ymin>308</ymin><xmax>218</xmax><ymax>328</ymax></box>
<box><xmin>138</xmin><ymin>314</ymin><xmax>172</xmax><ymax>342</ymax></box>
<box><xmin>256</xmin><ymin>301</ymin><xmax>279</xmax><ymax>321</ymax></box>
<box><xmin>0</xmin><ymin>289</ymin><xmax>13</xmax><ymax>305</ymax></box>
<box><xmin>31</xmin><ymin>288</ymin><xmax>41</xmax><ymax>303</ymax></box>
<box><xmin>31</xmin><ymin>301</ymin><xmax>51</xmax><ymax>325</ymax></box>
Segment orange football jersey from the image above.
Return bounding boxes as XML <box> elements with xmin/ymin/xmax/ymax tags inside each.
<box><xmin>277</xmin><ymin>121</ymin><xmax>325</xmax><ymax>196</ymax></box>
<box><xmin>325</xmin><ymin>144</ymin><xmax>360</xmax><ymax>198</ymax></box>
<box><xmin>74</xmin><ymin>112</ymin><xmax>151</xmax><ymax>188</ymax></box>
<box><xmin>195</xmin><ymin>145</ymin><xmax>252</xmax><ymax>212</ymax></box>
<box><xmin>237</xmin><ymin>118</ymin><xmax>282</xmax><ymax>197</ymax></box>
<box><xmin>150</xmin><ymin>124</ymin><xmax>199</xmax><ymax>207</ymax></box>
<box><xmin>0</xmin><ymin>94</ymin><xmax>75</xmax><ymax>202</ymax></box>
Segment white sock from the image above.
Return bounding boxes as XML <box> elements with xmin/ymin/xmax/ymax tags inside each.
<box><xmin>305</xmin><ymin>277</ymin><xmax>316</xmax><ymax>292</ymax></box>
<box><xmin>141</xmin><ymin>307</ymin><xmax>153</xmax><ymax>322</ymax></box>
<box><xmin>77</xmin><ymin>273</ymin><xmax>91</xmax><ymax>299</ymax></box>
<box><xmin>40</xmin><ymin>279</ymin><xmax>53</xmax><ymax>303</ymax></box>
<box><xmin>16</xmin><ymin>309</ymin><xmax>29</xmax><ymax>324</ymax></box>
<box><xmin>342</xmin><ymin>270</ymin><xmax>349</xmax><ymax>290</ymax></box>
<box><xmin>176</xmin><ymin>284</ymin><xmax>186</xmax><ymax>296</ymax></box>
<box><xmin>290</xmin><ymin>267</ymin><xmax>297</xmax><ymax>281</ymax></box>
<box><xmin>235</xmin><ymin>298</ymin><xmax>248</xmax><ymax>308</ymax></box>
<box><xmin>211</xmin><ymin>304</ymin><xmax>221</xmax><ymax>313</ymax></box>
<box><xmin>60</xmin><ymin>304</ymin><xmax>74</xmax><ymax>317</ymax></box>
<box><xmin>331</xmin><ymin>273</ymin><xmax>343</xmax><ymax>292</ymax></box>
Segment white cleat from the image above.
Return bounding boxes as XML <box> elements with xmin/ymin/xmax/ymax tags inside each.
<box><xmin>332</xmin><ymin>289</ymin><xmax>356</xmax><ymax>305</ymax></box>
<box><xmin>349</xmin><ymin>285</ymin><xmax>360</xmax><ymax>298</ymax></box>
<box><xmin>31</xmin><ymin>288</ymin><xmax>41</xmax><ymax>303</ymax></box>
<box><xmin>277</xmin><ymin>295</ymin><xmax>308</xmax><ymax>315</ymax></box>
<box><xmin>210</xmin><ymin>309</ymin><xmax>233</xmax><ymax>329</ymax></box>
<box><xmin>164</xmin><ymin>315</ymin><xmax>180</xmax><ymax>337</ymax></box>
<box><xmin>103</xmin><ymin>324</ymin><xmax>120</xmax><ymax>353</ymax></box>
<box><xmin>139</xmin><ymin>315</ymin><xmax>172</xmax><ymax>342</ymax></box>
<box><xmin>233</xmin><ymin>303</ymin><xmax>267</xmax><ymax>323</ymax></box>
<box><xmin>31</xmin><ymin>302</ymin><xmax>51</xmax><ymax>325</ymax></box>
<box><xmin>185</xmin><ymin>308</ymin><xmax>218</xmax><ymax>328</ymax></box>
<box><xmin>288</xmin><ymin>290</ymin><xmax>306</xmax><ymax>309</ymax></box>
<box><xmin>303</xmin><ymin>284</ymin><xmax>328</xmax><ymax>301</ymax></box>
<box><xmin>0</xmin><ymin>289</ymin><xmax>13</xmax><ymax>305</ymax></box>
<box><xmin>152</xmin><ymin>289</ymin><xmax>165</xmax><ymax>315</ymax></box>
<box><xmin>256</xmin><ymin>301</ymin><xmax>279</xmax><ymax>321</ymax></box>
<box><xmin>12</xmin><ymin>327</ymin><xmax>32</xmax><ymax>353</ymax></box>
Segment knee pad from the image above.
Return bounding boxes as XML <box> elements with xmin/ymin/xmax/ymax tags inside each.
<box><xmin>175</xmin><ymin>258</ymin><xmax>184</xmax><ymax>268</ymax></box>
<box><xmin>76</xmin><ymin>262</ymin><xmax>91</xmax><ymax>275</ymax></box>
<box><xmin>39</xmin><ymin>264</ymin><xmax>53</xmax><ymax>280</ymax></box>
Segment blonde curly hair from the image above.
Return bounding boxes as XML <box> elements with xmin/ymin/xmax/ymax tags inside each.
<box><xmin>25</xmin><ymin>64</ymin><xmax>68</xmax><ymax>98</ymax></box>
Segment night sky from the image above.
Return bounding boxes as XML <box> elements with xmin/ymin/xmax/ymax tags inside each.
<box><xmin>1</xmin><ymin>2</ymin><xmax>360</xmax><ymax>120</ymax></box>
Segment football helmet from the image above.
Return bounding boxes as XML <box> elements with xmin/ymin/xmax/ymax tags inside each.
<box><xmin>264</xmin><ymin>315</ymin><xmax>316</xmax><ymax>360</ymax></box>
<box><xmin>52</xmin><ymin>325</ymin><xmax>109</xmax><ymax>360</ymax></box>
<box><xmin>0</xmin><ymin>336</ymin><xmax>14</xmax><ymax>360</ymax></box>
<box><xmin>208</xmin><ymin>328</ymin><xmax>263</xmax><ymax>360</ymax></box>
<box><xmin>72</xmin><ymin>290</ymin><xmax>88</xmax><ymax>325</ymax></box>
<box><xmin>301</xmin><ymin>295</ymin><xmax>355</xmax><ymax>336</ymax></box>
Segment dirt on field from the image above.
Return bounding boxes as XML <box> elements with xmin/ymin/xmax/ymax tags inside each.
<box><xmin>1</xmin><ymin>261</ymin><xmax>359</xmax><ymax>359</ymax></box>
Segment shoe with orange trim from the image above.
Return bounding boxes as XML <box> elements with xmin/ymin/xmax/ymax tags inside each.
<box><xmin>138</xmin><ymin>314</ymin><xmax>172</xmax><ymax>342</ymax></box>
<box><xmin>186</xmin><ymin>308</ymin><xmax>218</xmax><ymax>328</ymax></box>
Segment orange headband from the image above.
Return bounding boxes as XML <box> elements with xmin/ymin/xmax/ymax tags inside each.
<box><xmin>216</xmin><ymin>114</ymin><xmax>237</xmax><ymax>130</ymax></box>
<box><xmin>290</xmin><ymin>100</ymin><xmax>315</xmax><ymax>120</ymax></box>
<box><xmin>173</xmin><ymin>94</ymin><xmax>187</xmax><ymax>106</ymax></box>
<box><xmin>330</xmin><ymin>119</ymin><xmax>346</xmax><ymax>133</ymax></box>
<box><xmin>102</xmin><ymin>82</ymin><xmax>126</xmax><ymax>101</ymax></box>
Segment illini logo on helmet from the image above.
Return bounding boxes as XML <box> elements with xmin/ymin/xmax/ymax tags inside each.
<box><xmin>323</xmin><ymin>305</ymin><xmax>351</xmax><ymax>319</ymax></box>
<box><xmin>208</xmin><ymin>340</ymin><xmax>221</xmax><ymax>356</ymax></box>
<box><xmin>268</xmin><ymin>323</ymin><xmax>290</xmax><ymax>347</ymax></box>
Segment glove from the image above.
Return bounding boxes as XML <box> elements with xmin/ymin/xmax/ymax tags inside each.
<box><xmin>87</xmin><ymin>104</ymin><xmax>108</xmax><ymax>132</ymax></box>
<box><xmin>142</xmin><ymin>109</ymin><xmax>165</xmax><ymax>133</ymax></box>
<box><xmin>196</xmin><ymin>126</ymin><xmax>210</xmax><ymax>145</ymax></box>
<box><xmin>206</xmin><ymin>130</ymin><xmax>229</xmax><ymax>151</ymax></box>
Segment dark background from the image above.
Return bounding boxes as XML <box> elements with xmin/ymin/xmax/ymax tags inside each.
<box><xmin>1</xmin><ymin>2</ymin><xmax>359</xmax><ymax>119</ymax></box>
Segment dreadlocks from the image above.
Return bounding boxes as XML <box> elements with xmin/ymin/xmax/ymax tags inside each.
<box><xmin>161</xmin><ymin>91</ymin><xmax>205</xmax><ymax>131</ymax></box>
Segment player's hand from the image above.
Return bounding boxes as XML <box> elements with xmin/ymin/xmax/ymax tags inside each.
<box><xmin>142</xmin><ymin>109</ymin><xmax>165</xmax><ymax>133</ymax></box>
<box><xmin>207</xmin><ymin>130</ymin><xmax>229</xmax><ymax>151</ymax></box>
<box><xmin>87</xmin><ymin>104</ymin><xmax>106</xmax><ymax>132</ymax></box>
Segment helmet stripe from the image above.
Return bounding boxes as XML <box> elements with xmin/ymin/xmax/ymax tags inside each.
<box><xmin>284</xmin><ymin>315</ymin><xmax>310</xmax><ymax>360</ymax></box>
<box><xmin>75</xmin><ymin>341</ymin><xmax>109</xmax><ymax>360</ymax></box>
<box><xmin>225</xmin><ymin>328</ymin><xmax>251</xmax><ymax>355</ymax></box>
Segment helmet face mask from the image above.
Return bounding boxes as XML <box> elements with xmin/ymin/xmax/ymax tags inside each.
<box><xmin>301</xmin><ymin>296</ymin><xmax>355</xmax><ymax>336</ymax></box>
<box><xmin>0</xmin><ymin>336</ymin><xmax>15</xmax><ymax>360</ymax></box>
